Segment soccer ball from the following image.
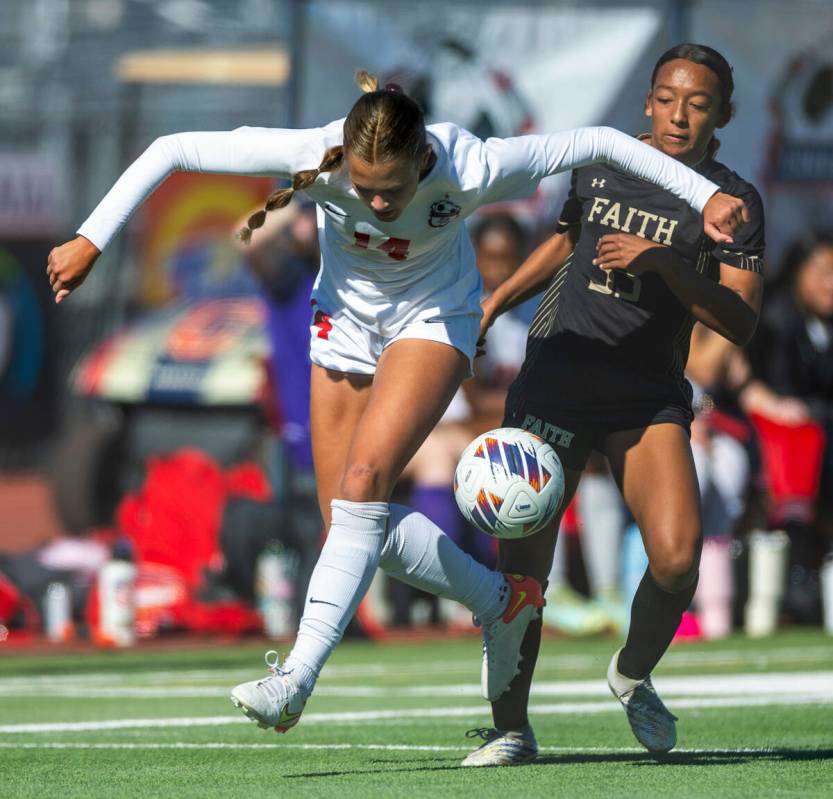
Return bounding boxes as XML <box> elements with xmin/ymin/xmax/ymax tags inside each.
<box><xmin>453</xmin><ymin>427</ymin><xmax>564</xmax><ymax>540</ymax></box>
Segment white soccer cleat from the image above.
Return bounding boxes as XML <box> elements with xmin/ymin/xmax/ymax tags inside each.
<box><xmin>230</xmin><ymin>650</ymin><xmax>307</xmax><ymax>733</ymax></box>
<box><xmin>480</xmin><ymin>573</ymin><xmax>545</xmax><ymax>701</ymax></box>
<box><xmin>607</xmin><ymin>648</ymin><xmax>677</xmax><ymax>753</ymax></box>
<box><xmin>461</xmin><ymin>725</ymin><xmax>538</xmax><ymax>767</ymax></box>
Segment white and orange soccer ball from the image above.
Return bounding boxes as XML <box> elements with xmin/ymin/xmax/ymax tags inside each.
<box><xmin>453</xmin><ymin>427</ymin><xmax>564</xmax><ymax>540</ymax></box>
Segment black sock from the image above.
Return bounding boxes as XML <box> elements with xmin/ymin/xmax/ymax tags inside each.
<box><xmin>491</xmin><ymin>611</ymin><xmax>542</xmax><ymax>731</ymax></box>
<box><xmin>617</xmin><ymin>568</ymin><xmax>698</xmax><ymax>680</ymax></box>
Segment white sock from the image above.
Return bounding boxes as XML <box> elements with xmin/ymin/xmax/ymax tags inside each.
<box><xmin>284</xmin><ymin>499</ymin><xmax>389</xmax><ymax>694</ymax></box>
<box><xmin>379</xmin><ymin>504</ymin><xmax>508</xmax><ymax>624</ymax></box>
<box><xmin>608</xmin><ymin>648</ymin><xmax>642</xmax><ymax>696</ymax></box>
<box><xmin>577</xmin><ymin>474</ymin><xmax>623</xmax><ymax>596</ymax></box>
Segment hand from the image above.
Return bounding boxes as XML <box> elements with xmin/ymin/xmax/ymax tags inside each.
<box><xmin>765</xmin><ymin>396</ymin><xmax>812</xmax><ymax>427</ymax></box>
<box><xmin>593</xmin><ymin>233</ymin><xmax>665</xmax><ymax>275</ymax></box>
<box><xmin>46</xmin><ymin>236</ymin><xmax>101</xmax><ymax>304</ymax></box>
<box><xmin>476</xmin><ymin>297</ymin><xmax>499</xmax><ymax>358</ymax></box>
<box><xmin>740</xmin><ymin>381</ymin><xmax>813</xmax><ymax>427</ymax></box>
<box><xmin>702</xmin><ymin>192</ymin><xmax>749</xmax><ymax>244</ymax></box>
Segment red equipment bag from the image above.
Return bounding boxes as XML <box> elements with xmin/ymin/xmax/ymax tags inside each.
<box><xmin>748</xmin><ymin>411</ymin><xmax>827</xmax><ymax>524</ymax></box>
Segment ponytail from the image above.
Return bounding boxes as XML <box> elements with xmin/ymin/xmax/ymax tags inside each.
<box><xmin>355</xmin><ymin>69</ymin><xmax>380</xmax><ymax>93</ymax></box>
<box><xmin>237</xmin><ymin>145</ymin><xmax>343</xmax><ymax>244</ymax></box>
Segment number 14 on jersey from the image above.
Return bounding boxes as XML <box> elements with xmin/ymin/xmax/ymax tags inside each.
<box><xmin>353</xmin><ymin>231</ymin><xmax>411</xmax><ymax>261</ymax></box>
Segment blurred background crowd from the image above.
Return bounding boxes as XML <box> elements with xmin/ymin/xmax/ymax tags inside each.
<box><xmin>1</xmin><ymin>0</ymin><xmax>832</xmax><ymax>646</ymax></box>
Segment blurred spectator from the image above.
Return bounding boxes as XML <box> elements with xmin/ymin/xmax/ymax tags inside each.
<box><xmin>231</xmin><ymin>199</ymin><xmax>319</xmax><ymax>477</ymax></box>
<box><xmin>464</xmin><ymin>214</ymin><xmax>534</xmax><ymax>432</ymax></box>
<box><xmin>741</xmin><ymin>230</ymin><xmax>833</xmax><ymax>622</ymax></box>
<box><xmin>230</xmin><ymin>200</ymin><xmax>323</xmax><ymax>620</ymax></box>
<box><xmin>544</xmin><ymin>461</ymin><xmax>629</xmax><ymax>637</ymax></box>
<box><xmin>686</xmin><ymin>323</ymin><xmax>753</xmax><ymax>638</ymax></box>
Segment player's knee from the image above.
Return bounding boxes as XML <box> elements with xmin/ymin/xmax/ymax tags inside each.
<box><xmin>339</xmin><ymin>461</ymin><xmax>391</xmax><ymax>502</ymax></box>
<box><xmin>650</xmin><ymin>541</ymin><xmax>700</xmax><ymax>591</ymax></box>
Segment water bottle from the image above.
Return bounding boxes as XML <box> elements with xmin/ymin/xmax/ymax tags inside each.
<box><xmin>744</xmin><ymin>529</ymin><xmax>789</xmax><ymax>638</ymax></box>
<box><xmin>96</xmin><ymin>538</ymin><xmax>137</xmax><ymax>647</ymax></box>
<box><xmin>256</xmin><ymin>541</ymin><xmax>298</xmax><ymax>639</ymax></box>
<box><xmin>820</xmin><ymin>553</ymin><xmax>833</xmax><ymax>636</ymax></box>
<box><xmin>43</xmin><ymin>582</ymin><xmax>74</xmax><ymax>643</ymax></box>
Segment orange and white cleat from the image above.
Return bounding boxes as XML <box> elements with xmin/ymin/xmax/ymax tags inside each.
<box><xmin>230</xmin><ymin>650</ymin><xmax>308</xmax><ymax>733</ymax></box>
<box><xmin>480</xmin><ymin>573</ymin><xmax>544</xmax><ymax>701</ymax></box>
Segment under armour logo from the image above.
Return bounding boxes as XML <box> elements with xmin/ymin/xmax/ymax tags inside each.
<box><xmin>591</xmin><ymin>178</ymin><xmax>606</xmax><ymax>188</ymax></box>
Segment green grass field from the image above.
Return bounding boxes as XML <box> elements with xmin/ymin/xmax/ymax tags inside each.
<box><xmin>1</xmin><ymin>630</ymin><xmax>831</xmax><ymax>798</ymax></box>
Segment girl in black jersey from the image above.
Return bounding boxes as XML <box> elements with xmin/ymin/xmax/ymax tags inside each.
<box><xmin>463</xmin><ymin>45</ymin><xmax>765</xmax><ymax>765</ymax></box>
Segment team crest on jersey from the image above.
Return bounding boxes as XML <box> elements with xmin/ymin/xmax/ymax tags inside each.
<box><xmin>428</xmin><ymin>195</ymin><xmax>461</xmax><ymax>228</ymax></box>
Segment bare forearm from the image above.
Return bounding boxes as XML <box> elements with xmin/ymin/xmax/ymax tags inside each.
<box><xmin>653</xmin><ymin>251</ymin><xmax>757</xmax><ymax>345</ymax></box>
<box><xmin>686</xmin><ymin>324</ymin><xmax>736</xmax><ymax>387</ymax></box>
<box><xmin>738</xmin><ymin>379</ymin><xmax>812</xmax><ymax>425</ymax></box>
<box><xmin>485</xmin><ymin>232</ymin><xmax>574</xmax><ymax>318</ymax></box>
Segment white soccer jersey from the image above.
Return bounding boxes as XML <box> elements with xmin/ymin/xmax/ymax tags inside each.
<box><xmin>77</xmin><ymin>120</ymin><xmax>719</xmax><ymax>333</ymax></box>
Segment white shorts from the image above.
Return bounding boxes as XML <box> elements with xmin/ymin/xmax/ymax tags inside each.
<box><xmin>309</xmin><ymin>304</ymin><xmax>480</xmax><ymax>377</ymax></box>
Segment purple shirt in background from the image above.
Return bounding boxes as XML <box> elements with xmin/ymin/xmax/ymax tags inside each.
<box><xmin>261</xmin><ymin>258</ymin><xmax>316</xmax><ymax>471</ymax></box>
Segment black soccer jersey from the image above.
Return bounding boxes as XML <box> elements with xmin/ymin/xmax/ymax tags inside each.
<box><xmin>512</xmin><ymin>148</ymin><xmax>765</xmax><ymax>420</ymax></box>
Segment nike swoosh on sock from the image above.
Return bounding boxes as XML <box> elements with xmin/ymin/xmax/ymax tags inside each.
<box><xmin>309</xmin><ymin>598</ymin><xmax>341</xmax><ymax>607</ymax></box>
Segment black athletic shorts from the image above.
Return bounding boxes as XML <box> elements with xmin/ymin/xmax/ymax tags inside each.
<box><xmin>503</xmin><ymin>350</ymin><xmax>694</xmax><ymax>472</ymax></box>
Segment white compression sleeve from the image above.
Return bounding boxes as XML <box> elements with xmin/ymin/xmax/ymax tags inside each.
<box><xmin>284</xmin><ymin>499</ymin><xmax>388</xmax><ymax>693</ymax></box>
<box><xmin>478</xmin><ymin>126</ymin><xmax>718</xmax><ymax>213</ymax></box>
<box><xmin>379</xmin><ymin>504</ymin><xmax>507</xmax><ymax>624</ymax></box>
<box><xmin>77</xmin><ymin>124</ymin><xmax>340</xmax><ymax>250</ymax></box>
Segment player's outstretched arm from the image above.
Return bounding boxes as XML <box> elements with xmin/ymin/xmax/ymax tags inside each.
<box><xmin>48</xmin><ymin>126</ymin><xmax>330</xmax><ymax>303</ymax></box>
<box><xmin>479</xmin><ymin>126</ymin><xmax>748</xmax><ymax>244</ymax></box>
<box><xmin>585</xmin><ymin>127</ymin><xmax>748</xmax><ymax>243</ymax></box>
<box><xmin>79</xmin><ymin>129</ymin><xmax>320</xmax><ymax>252</ymax></box>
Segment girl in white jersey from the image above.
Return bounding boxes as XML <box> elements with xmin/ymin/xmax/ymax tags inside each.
<box><xmin>47</xmin><ymin>72</ymin><xmax>747</xmax><ymax>735</ymax></box>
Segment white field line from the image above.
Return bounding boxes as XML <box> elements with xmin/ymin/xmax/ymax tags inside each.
<box><xmin>1</xmin><ymin>693</ymin><xmax>832</xmax><ymax>734</ymax></box>
<box><xmin>0</xmin><ymin>742</ymin><xmax>799</xmax><ymax>754</ymax></box>
<box><xmin>0</xmin><ymin>671</ymin><xmax>830</xmax><ymax>700</ymax></box>
<box><xmin>2</xmin><ymin>645</ymin><xmax>831</xmax><ymax>689</ymax></box>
